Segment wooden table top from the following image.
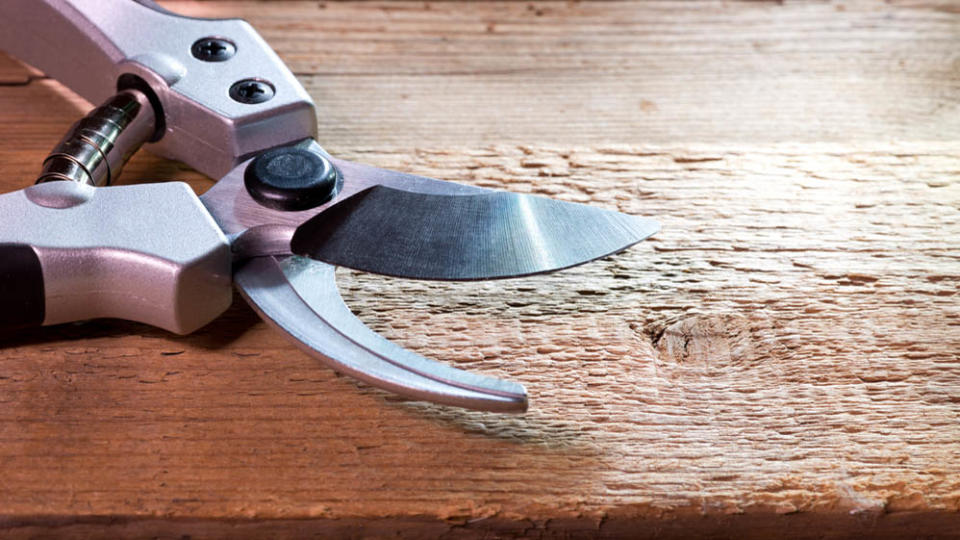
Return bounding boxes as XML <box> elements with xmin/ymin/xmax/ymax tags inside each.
<box><xmin>0</xmin><ymin>1</ymin><xmax>957</xmax><ymax>538</ymax></box>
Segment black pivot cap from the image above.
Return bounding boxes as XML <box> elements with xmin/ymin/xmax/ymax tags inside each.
<box><xmin>244</xmin><ymin>146</ymin><xmax>339</xmax><ymax>211</ymax></box>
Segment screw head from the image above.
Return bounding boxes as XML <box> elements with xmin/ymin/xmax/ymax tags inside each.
<box><xmin>230</xmin><ymin>79</ymin><xmax>275</xmax><ymax>105</ymax></box>
<box><xmin>191</xmin><ymin>38</ymin><xmax>236</xmax><ymax>62</ymax></box>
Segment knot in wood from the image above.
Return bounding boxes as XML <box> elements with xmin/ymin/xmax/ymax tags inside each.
<box><xmin>649</xmin><ymin>314</ymin><xmax>771</xmax><ymax>369</ymax></box>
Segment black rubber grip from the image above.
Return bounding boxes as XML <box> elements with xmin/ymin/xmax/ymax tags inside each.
<box><xmin>0</xmin><ymin>244</ymin><xmax>45</xmax><ymax>328</ymax></box>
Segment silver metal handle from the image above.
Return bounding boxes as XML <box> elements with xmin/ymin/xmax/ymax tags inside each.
<box><xmin>0</xmin><ymin>0</ymin><xmax>317</xmax><ymax>179</ymax></box>
<box><xmin>0</xmin><ymin>181</ymin><xmax>233</xmax><ymax>334</ymax></box>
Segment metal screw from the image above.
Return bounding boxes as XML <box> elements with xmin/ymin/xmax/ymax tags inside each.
<box><xmin>230</xmin><ymin>79</ymin><xmax>275</xmax><ymax>104</ymax></box>
<box><xmin>191</xmin><ymin>38</ymin><xmax>236</xmax><ymax>62</ymax></box>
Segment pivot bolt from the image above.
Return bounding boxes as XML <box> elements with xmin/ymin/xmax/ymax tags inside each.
<box><xmin>230</xmin><ymin>79</ymin><xmax>275</xmax><ymax>104</ymax></box>
<box><xmin>245</xmin><ymin>146</ymin><xmax>339</xmax><ymax>211</ymax></box>
<box><xmin>191</xmin><ymin>38</ymin><xmax>236</xmax><ymax>62</ymax></box>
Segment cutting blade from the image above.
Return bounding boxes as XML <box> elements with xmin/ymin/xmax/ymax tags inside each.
<box><xmin>291</xmin><ymin>184</ymin><xmax>660</xmax><ymax>281</ymax></box>
<box><xmin>200</xmin><ymin>140</ymin><xmax>660</xmax><ymax>278</ymax></box>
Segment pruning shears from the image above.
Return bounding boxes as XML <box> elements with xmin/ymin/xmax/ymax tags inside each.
<box><xmin>0</xmin><ymin>0</ymin><xmax>659</xmax><ymax>413</ymax></box>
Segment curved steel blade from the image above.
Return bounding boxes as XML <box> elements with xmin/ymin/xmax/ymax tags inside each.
<box><xmin>291</xmin><ymin>185</ymin><xmax>660</xmax><ymax>281</ymax></box>
<box><xmin>199</xmin><ymin>141</ymin><xmax>659</xmax><ymax>273</ymax></box>
<box><xmin>235</xmin><ymin>255</ymin><xmax>528</xmax><ymax>413</ymax></box>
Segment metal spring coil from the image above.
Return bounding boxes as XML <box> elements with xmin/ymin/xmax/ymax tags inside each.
<box><xmin>36</xmin><ymin>89</ymin><xmax>155</xmax><ymax>187</ymax></box>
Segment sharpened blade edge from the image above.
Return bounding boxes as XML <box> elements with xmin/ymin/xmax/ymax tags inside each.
<box><xmin>292</xmin><ymin>185</ymin><xmax>660</xmax><ymax>281</ymax></box>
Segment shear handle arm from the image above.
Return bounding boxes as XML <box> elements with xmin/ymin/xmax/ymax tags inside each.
<box><xmin>0</xmin><ymin>0</ymin><xmax>316</xmax><ymax>179</ymax></box>
<box><xmin>0</xmin><ymin>182</ymin><xmax>233</xmax><ymax>335</ymax></box>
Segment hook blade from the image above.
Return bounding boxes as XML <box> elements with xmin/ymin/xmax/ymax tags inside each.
<box><xmin>235</xmin><ymin>255</ymin><xmax>528</xmax><ymax>412</ymax></box>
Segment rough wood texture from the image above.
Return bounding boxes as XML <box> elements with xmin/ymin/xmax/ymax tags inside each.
<box><xmin>0</xmin><ymin>1</ymin><xmax>957</xmax><ymax>538</ymax></box>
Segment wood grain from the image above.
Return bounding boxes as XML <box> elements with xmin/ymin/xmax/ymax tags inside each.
<box><xmin>0</xmin><ymin>1</ymin><xmax>957</xmax><ymax>537</ymax></box>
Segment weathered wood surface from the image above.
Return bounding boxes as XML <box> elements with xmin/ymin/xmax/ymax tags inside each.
<box><xmin>0</xmin><ymin>1</ymin><xmax>958</xmax><ymax>538</ymax></box>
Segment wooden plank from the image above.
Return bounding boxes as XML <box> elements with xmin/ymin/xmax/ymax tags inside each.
<box><xmin>167</xmin><ymin>0</ymin><xmax>960</xmax><ymax>148</ymax></box>
<box><xmin>0</xmin><ymin>55</ymin><xmax>33</xmax><ymax>85</ymax></box>
<box><xmin>0</xmin><ymin>1</ymin><xmax>957</xmax><ymax>537</ymax></box>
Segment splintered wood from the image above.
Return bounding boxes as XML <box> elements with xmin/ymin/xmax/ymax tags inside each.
<box><xmin>0</xmin><ymin>0</ymin><xmax>956</xmax><ymax>537</ymax></box>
